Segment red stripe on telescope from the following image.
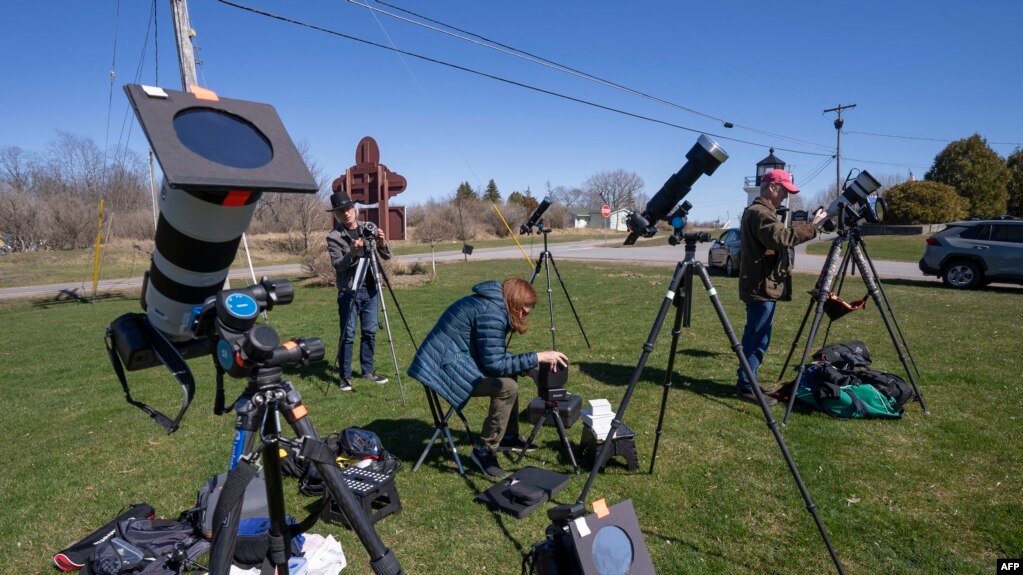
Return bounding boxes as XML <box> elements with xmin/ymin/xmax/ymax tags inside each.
<box><xmin>224</xmin><ymin>190</ymin><xmax>251</xmax><ymax>206</ymax></box>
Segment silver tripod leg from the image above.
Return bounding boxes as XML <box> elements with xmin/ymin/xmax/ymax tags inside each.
<box><xmin>369</xmin><ymin>250</ymin><xmax>407</xmax><ymax>406</ymax></box>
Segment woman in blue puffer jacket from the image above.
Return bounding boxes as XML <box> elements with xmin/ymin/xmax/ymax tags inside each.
<box><xmin>408</xmin><ymin>277</ymin><xmax>567</xmax><ymax>478</ymax></box>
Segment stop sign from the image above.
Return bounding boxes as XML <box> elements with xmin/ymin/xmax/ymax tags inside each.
<box><xmin>601</xmin><ymin>204</ymin><xmax>611</xmax><ymax>217</ymax></box>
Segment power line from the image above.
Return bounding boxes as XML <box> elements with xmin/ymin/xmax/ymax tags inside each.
<box><xmin>352</xmin><ymin>0</ymin><xmax>835</xmax><ymax>152</ymax></box>
<box><xmin>217</xmin><ymin>0</ymin><xmax>834</xmax><ymax>159</ymax></box>
<box><xmin>846</xmin><ymin>130</ymin><xmax>1023</xmax><ymax>147</ymax></box>
<box><xmin>799</xmin><ymin>155</ymin><xmax>836</xmax><ymax>187</ymax></box>
<box><xmin>357</xmin><ymin>0</ymin><xmax>486</xmax><ymax>192</ymax></box>
<box><xmin>218</xmin><ymin>0</ymin><xmax>949</xmax><ymax>174</ymax></box>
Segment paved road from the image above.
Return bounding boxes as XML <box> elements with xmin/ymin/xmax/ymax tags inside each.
<box><xmin>0</xmin><ymin>235</ymin><xmax>946</xmax><ymax>301</ymax></box>
<box><xmin>402</xmin><ymin>236</ymin><xmax>939</xmax><ymax>282</ymax></box>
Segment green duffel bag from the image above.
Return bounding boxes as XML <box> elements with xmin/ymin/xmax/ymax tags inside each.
<box><xmin>796</xmin><ymin>363</ymin><xmax>903</xmax><ymax>419</ymax></box>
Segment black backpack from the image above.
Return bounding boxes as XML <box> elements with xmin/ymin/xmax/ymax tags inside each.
<box><xmin>82</xmin><ymin>518</ymin><xmax>208</xmax><ymax>575</ymax></box>
<box><xmin>55</xmin><ymin>504</ymin><xmax>155</xmax><ymax>572</ymax></box>
<box><xmin>812</xmin><ymin>340</ymin><xmax>871</xmax><ymax>369</ymax></box>
<box><xmin>854</xmin><ymin>369</ymin><xmax>914</xmax><ymax>409</ymax></box>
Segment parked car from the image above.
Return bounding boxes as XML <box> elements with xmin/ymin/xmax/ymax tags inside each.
<box><xmin>707</xmin><ymin>228</ymin><xmax>741</xmax><ymax>276</ymax></box>
<box><xmin>919</xmin><ymin>218</ymin><xmax>1023</xmax><ymax>289</ymax></box>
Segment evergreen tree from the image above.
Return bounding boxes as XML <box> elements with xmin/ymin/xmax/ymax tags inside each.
<box><xmin>925</xmin><ymin>134</ymin><xmax>1009</xmax><ymax>218</ymax></box>
<box><xmin>483</xmin><ymin>179</ymin><xmax>501</xmax><ymax>202</ymax></box>
<box><xmin>508</xmin><ymin>190</ymin><xmax>538</xmax><ymax>212</ymax></box>
<box><xmin>455</xmin><ymin>181</ymin><xmax>478</xmax><ymax>201</ymax></box>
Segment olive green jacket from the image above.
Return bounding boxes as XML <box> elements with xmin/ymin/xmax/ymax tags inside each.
<box><xmin>738</xmin><ymin>198</ymin><xmax>817</xmax><ymax>302</ymax></box>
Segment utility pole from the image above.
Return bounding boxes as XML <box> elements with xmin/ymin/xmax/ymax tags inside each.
<box><xmin>824</xmin><ymin>103</ymin><xmax>856</xmax><ymax>195</ymax></box>
<box><xmin>170</xmin><ymin>0</ymin><xmax>198</xmax><ymax>89</ymax></box>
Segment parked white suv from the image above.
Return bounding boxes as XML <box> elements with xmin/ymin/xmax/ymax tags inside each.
<box><xmin>919</xmin><ymin>218</ymin><xmax>1023</xmax><ymax>289</ymax></box>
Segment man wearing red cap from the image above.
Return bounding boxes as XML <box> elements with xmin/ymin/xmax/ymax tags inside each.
<box><xmin>736</xmin><ymin>169</ymin><xmax>826</xmax><ymax>405</ymax></box>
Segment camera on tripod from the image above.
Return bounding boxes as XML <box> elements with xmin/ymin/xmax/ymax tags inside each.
<box><xmin>816</xmin><ymin>169</ymin><xmax>887</xmax><ymax>232</ymax></box>
<box><xmin>361</xmin><ymin>220</ymin><xmax>379</xmax><ymax>240</ymax></box>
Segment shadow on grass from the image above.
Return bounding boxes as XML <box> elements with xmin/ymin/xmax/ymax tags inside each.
<box><xmin>283</xmin><ymin>361</ymin><xmax>344</xmax><ymax>393</ymax></box>
<box><xmin>642</xmin><ymin>527</ymin><xmax>794</xmax><ymax>575</ymax></box>
<box><xmin>32</xmin><ymin>289</ymin><xmax>136</xmax><ymax>307</ymax></box>
<box><xmin>577</xmin><ymin>351</ymin><xmax>794</xmax><ymax>419</ymax></box>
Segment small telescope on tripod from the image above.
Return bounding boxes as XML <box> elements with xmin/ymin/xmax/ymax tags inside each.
<box><xmin>624</xmin><ymin>134</ymin><xmax>728</xmax><ymax>245</ymax></box>
<box><xmin>816</xmin><ymin>169</ymin><xmax>887</xmax><ymax>232</ymax></box>
<box><xmin>521</xmin><ymin>196</ymin><xmax>553</xmax><ymax>235</ymax></box>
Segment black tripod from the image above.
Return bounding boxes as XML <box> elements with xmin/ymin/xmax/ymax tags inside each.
<box><xmin>778</xmin><ymin>225</ymin><xmax>928</xmax><ymax>424</ymax></box>
<box><xmin>208</xmin><ymin>364</ymin><xmax>402</xmax><ymax>575</ymax></box>
<box><xmin>335</xmin><ymin>228</ymin><xmax>408</xmax><ymax>404</ymax></box>
<box><xmin>527</xmin><ymin>222</ymin><xmax>591</xmax><ymax>350</ymax></box>
<box><xmin>509</xmin><ymin>222</ymin><xmax>588</xmax><ymax>472</ymax></box>
<box><xmin>515</xmin><ymin>386</ymin><xmax>580</xmax><ymax>474</ymax></box>
<box><xmin>569</xmin><ymin>233</ymin><xmax>846</xmax><ymax>574</ymax></box>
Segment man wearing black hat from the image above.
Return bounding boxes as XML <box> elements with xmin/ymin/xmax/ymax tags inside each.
<box><xmin>327</xmin><ymin>191</ymin><xmax>391</xmax><ymax>391</ymax></box>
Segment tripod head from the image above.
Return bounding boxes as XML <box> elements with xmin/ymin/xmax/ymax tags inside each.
<box><xmin>192</xmin><ymin>277</ymin><xmax>325</xmax><ymax>380</ymax></box>
<box><xmin>663</xmin><ymin>201</ymin><xmax>712</xmax><ymax>251</ymax></box>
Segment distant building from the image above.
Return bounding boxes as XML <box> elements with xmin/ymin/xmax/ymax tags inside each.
<box><xmin>571</xmin><ymin>212</ymin><xmax>592</xmax><ymax>228</ymax></box>
<box><xmin>743</xmin><ymin>148</ymin><xmax>793</xmax><ymax>225</ymax></box>
<box><xmin>608</xmin><ymin>208</ymin><xmax>630</xmax><ymax>232</ymax></box>
<box><xmin>573</xmin><ymin>208</ymin><xmax>629</xmax><ymax>230</ymax></box>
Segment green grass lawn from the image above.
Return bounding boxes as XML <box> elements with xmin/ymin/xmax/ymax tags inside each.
<box><xmin>806</xmin><ymin>234</ymin><xmax>929</xmax><ymax>262</ymax></box>
<box><xmin>0</xmin><ymin>230</ymin><xmax>625</xmax><ymax>288</ymax></box>
<box><xmin>2</xmin><ymin>261</ymin><xmax>1020</xmax><ymax>574</ymax></box>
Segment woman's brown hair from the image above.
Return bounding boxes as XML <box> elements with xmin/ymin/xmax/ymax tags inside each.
<box><xmin>503</xmin><ymin>277</ymin><xmax>537</xmax><ymax>334</ymax></box>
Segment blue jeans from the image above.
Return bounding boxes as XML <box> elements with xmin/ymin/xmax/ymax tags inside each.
<box><xmin>737</xmin><ymin>300</ymin><xmax>776</xmax><ymax>392</ymax></box>
<box><xmin>337</xmin><ymin>286</ymin><xmax>379</xmax><ymax>378</ymax></box>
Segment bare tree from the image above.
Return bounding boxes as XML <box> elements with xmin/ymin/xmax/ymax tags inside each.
<box><xmin>584</xmin><ymin>169</ymin><xmax>644</xmax><ymax>211</ymax></box>
<box><xmin>253</xmin><ymin>141</ymin><xmax>331</xmax><ymax>253</ymax></box>
<box><xmin>41</xmin><ymin>132</ymin><xmax>107</xmax><ymax>201</ymax></box>
<box><xmin>413</xmin><ymin>207</ymin><xmax>459</xmax><ymax>275</ymax></box>
<box><xmin>103</xmin><ymin>151</ymin><xmax>150</xmax><ymax>213</ymax></box>
<box><xmin>0</xmin><ymin>189</ymin><xmax>49</xmax><ymax>252</ymax></box>
<box><xmin>549</xmin><ymin>183</ymin><xmax>587</xmax><ymax>209</ymax></box>
<box><xmin>47</xmin><ymin>193</ymin><xmax>95</xmax><ymax>249</ymax></box>
<box><xmin>0</xmin><ymin>145</ymin><xmax>36</xmax><ymax>192</ymax></box>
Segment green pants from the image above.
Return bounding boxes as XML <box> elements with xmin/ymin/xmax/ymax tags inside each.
<box><xmin>471</xmin><ymin>376</ymin><xmax>520</xmax><ymax>452</ymax></box>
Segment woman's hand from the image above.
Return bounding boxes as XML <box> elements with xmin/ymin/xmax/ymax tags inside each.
<box><xmin>537</xmin><ymin>350</ymin><xmax>568</xmax><ymax>372</ymax></box>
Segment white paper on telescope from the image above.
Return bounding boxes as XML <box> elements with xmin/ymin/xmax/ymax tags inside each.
<box><xmin>140</xmin><ymin>85</ymin><xmax>168</xmax><ymax>98</ymax></box>
<box><xmin>573</xmin><ymin>516</ymin><xmax>591</xmax><ymax>538</ymax></box>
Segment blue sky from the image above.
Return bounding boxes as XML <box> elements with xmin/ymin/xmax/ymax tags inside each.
<box><xmin>3</xmin><ymin>1</ymin><xmax>1021</xmax><ymax>223</ymax></box>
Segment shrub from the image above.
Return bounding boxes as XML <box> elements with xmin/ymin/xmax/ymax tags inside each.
<box><xmin>884</xmin><ymin>180</ymin><xmax>968</xmax><ymax>224</ymax></box>
<box><xmin>301</xmin><ymin>249</ymin><xmax>334</xmax><ymax>286</ymax></box>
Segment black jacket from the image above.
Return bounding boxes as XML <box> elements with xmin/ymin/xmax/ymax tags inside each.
<box><xmin>327</xmin><ymin>223</ymin><xmax>392</xmax><ymax>292</ymax></box>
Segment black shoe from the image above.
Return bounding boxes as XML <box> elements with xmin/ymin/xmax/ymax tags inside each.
<box><xmin>470</xmin><ymin>446</ymin><xmax>509</xmax><ymax>478</ymax></box>
<box><xmin>363</xmin><ymin>372</ymin><xmax>389</xmax><ymax>384</ymax></box>
<box><xmin>497</xmin><ymin>435</ymin><xmax>539</xmax><ymax>452</ymax></box>
<box><xmin>737</xmin><ymin>391</ymin><xmax>777</xmax><ymax>406</ymax></box>
<box><xmin>338</xmin><ymin>378</ymin><xmax>353</xmax><ymax>392</ymax></box>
